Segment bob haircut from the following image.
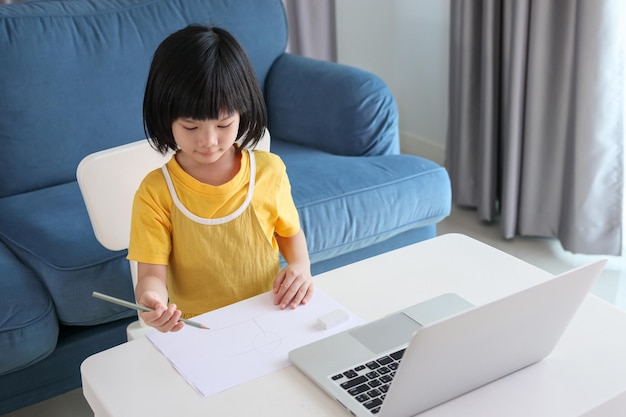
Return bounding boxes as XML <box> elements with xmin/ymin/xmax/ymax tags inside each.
<box><xmin>143</xmin><ymin>25</ymin><xmax>267</xmax><ymax>154</ymax></box>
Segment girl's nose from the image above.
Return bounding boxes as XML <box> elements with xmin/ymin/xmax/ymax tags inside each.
<box><xmin>199</xmin><ymin>129</ymin><xmax>218</xmax><ymax>147</ymax></box>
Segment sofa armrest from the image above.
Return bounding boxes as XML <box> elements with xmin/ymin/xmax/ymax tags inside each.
<box><xmin>265</xmin><ymin>53</ymin><xmax>400</xmax><ymax>156</ymax></box>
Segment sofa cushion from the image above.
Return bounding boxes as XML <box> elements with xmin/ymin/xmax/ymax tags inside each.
<box><xmin>0</xmin><ymin>0</ymin><xmax>287</xmax><ymax>197</ymax></box>
<box><xmin>0</xmin><ymin>182</ymin><xmax>135</xmax><ymax>325</ymax></box>
<box><xmin>272</xmin><ymin>140</ymin><xmax>451</xmax><ymax>264</ymax></box>
<box><xmin>0</xmin><ymin>242</ymin><xmax>58</xmax><ymax>375</ymax></box>
<box><xmin>266</xmin><ymin>53</ymin><xmax>400</xmax><ymax>157</ymax></box>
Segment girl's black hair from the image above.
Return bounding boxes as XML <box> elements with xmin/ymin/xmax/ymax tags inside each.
<box><xmin>143</xmin><ymin>25</ymin><xmax>267</xmax><ymax>154</ymax></box>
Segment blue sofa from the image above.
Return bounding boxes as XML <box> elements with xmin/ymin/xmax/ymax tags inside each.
<box><xmin>0</xmin><ymin>0</ymin><xmax>451</xmax><ymax>413</ymax></box>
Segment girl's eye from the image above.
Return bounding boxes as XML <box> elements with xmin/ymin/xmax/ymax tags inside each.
<box><xmin>217</xmin><ymin>122</ymin><xmax>233</xmax><ymax>129</ymax></box>
<box><xmin>182</xmin><ymin>126</ymin><xmax>197</xmax><ymax>131</ymax></box>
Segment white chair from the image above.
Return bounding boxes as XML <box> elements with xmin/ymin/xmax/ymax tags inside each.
<box><xmin>76</xmin><ymin>132</ymin><xmax>270</xmax><ymax>340</ymax></box>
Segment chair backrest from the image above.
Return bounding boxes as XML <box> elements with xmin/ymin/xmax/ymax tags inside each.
<box><xmin>77</xmin><ymin>140</ymin><xmax>173</xmax><ymax>251</ymax></box>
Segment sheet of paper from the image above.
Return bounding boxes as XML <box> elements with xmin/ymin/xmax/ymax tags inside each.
<box><xmin>146</xmin><ymin>289</ymin><xmax>364</xmax><ymax>397</ymax></box>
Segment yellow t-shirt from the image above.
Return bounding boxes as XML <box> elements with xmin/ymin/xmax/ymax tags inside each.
<box><xmin>127</xmin><ymin>149</ymin><xmax>301</xmax><ymax>266</ymax></box>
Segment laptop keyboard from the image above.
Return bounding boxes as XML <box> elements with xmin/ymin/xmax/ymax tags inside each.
<box><xmin>330</xmin><ymin>348</ymin><xmax>405</xmax><ymax>414</ymax></box>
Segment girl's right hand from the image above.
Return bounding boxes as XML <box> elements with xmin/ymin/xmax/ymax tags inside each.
<box><xmin>137</xmin><ymin>291</ymin><xmax>185</xmax><ymax>333</ymax></box>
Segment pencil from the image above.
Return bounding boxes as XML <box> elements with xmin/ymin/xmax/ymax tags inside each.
<box><xmin>92</xmin><ymin>291</ymin><xmax>209</xmax><ymax>329</ymax></box>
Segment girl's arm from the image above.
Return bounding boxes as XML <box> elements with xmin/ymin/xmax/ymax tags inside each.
<box><xmin>135</xmin><ymin>262</ymin><xmax>184</xmax><ymax>332</ymax></box>
<box><xmin>273</xmin><ymin>229</ymin><xmax>314</xmax><ymax>309</ymax></box>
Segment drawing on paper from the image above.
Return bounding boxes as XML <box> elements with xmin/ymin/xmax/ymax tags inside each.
<box><xmin>250</xmin><ymin>317</ymin><xmax>283</xmax><ymax>354</ymax></box>
<box><xmin>208</xmin><ymin>312</ymin><xmax>288</xmax><ymax>357</ymax></box>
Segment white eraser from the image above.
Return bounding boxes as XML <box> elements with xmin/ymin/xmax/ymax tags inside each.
<box><xmin>317</xmin><ymin>309</ymin><xmax>349</xmax><ymax>330</ymax></box>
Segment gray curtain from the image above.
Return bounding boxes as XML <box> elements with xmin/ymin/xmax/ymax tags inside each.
<box><xmin>446</xmin><ymin>0</ymin><xmax>624</xmax><ymax>255</ymax></box>
<box><xmin>282</xmin><ymin>0</ymin><xmax>337</xmax><ymax>62</ymax></box>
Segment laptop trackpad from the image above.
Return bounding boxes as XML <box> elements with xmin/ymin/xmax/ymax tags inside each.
<box><xmin>349</xmin><ymin>313</ymin><xmax>421</xmax><ymax>354</ymax></box>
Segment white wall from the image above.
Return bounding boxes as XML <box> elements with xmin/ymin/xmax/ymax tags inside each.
<box><xmin>335</xmin><ymin>0</ymin><xmax>450</xmax><ymax>165</ymax></box>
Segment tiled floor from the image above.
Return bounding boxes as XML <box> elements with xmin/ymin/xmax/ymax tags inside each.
<box><xmin>3</xmin><ymin>205</ymin><xmax>625</xmax><ymax>417</ymax></box>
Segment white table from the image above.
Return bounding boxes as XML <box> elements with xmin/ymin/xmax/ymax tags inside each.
<box><xmin>81</xmin><ymin>233</ymin><xmax>626</xmax><ymax>416</ymax></box>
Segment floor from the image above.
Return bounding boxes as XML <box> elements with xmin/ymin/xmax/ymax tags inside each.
<box><xmin>3</xmin><ymin>205</ymin><xmax>626</xmax><ymax>417</ymax></box>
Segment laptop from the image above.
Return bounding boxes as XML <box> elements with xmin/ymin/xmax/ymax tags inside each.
<box><xmin>289</xmin><ymin>259</ymin><xmax>606</xmax><ymax>416</ymax></box>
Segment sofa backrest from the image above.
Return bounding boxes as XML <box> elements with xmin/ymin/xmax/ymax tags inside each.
<box><xmin>0</xmin><ymin>0</ymin><xmax>287</xmax><ymax>197</ymax></box>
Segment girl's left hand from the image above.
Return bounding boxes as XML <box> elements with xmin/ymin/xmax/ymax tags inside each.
<box><xmin>273</xmin><ymin>263</ymin><xmax>314</xmax><ymax>309</ymax></box>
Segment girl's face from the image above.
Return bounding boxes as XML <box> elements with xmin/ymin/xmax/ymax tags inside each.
<box><xmin>171</xmin><ymin>112</ymin><xmax>240</xmax><ymax>167</ymax></box>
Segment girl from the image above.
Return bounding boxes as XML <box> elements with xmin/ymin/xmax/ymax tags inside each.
<box><xmin>127</xmin><ymin>25</ymin><xmax>313</xmax><ymax>333</ymax></box>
